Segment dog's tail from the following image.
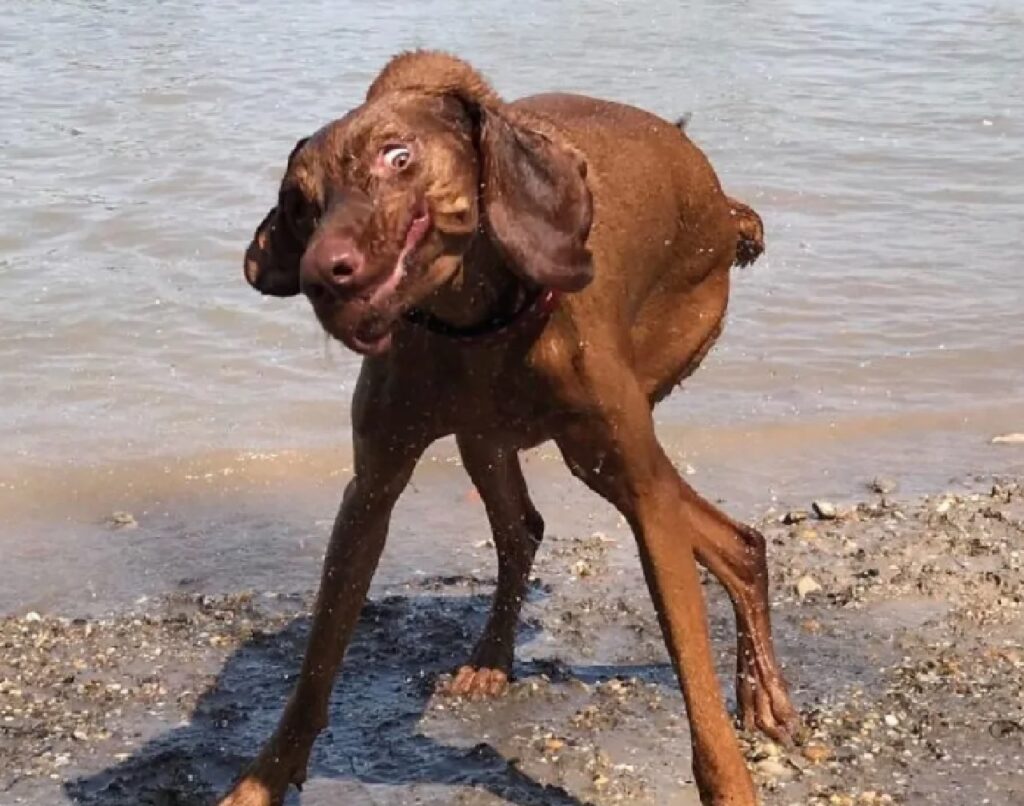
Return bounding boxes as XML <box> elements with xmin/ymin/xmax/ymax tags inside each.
<box><xmin>727</xmin><ymin>196</ymin><xmax>764</xmax><ymax>267</ymax></box>
<box><xmin>674</xmin><ymin>114</ymin><xmax>763</xmax><ymax>267</ymax></box>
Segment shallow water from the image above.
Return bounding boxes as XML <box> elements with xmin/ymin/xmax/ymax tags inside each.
<box><xmin>2</xmin><ymin>2</ymin><xmax>1024</xmax><ymax>609</ymax></box>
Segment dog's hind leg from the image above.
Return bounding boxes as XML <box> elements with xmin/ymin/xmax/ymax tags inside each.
<box><xmin>443</xmin><ymin>433</ymin><xmax>544</xmax><ymax>699</ymax></box>
<box><xmin>553</xmin><ymin>364</ymin><xmax>756</xmax><ymax>806</ymax></box>
<box><xmin>673</xmin><ymin>484</ymin><xmax>801</xmax><ymax>744</ymax></box>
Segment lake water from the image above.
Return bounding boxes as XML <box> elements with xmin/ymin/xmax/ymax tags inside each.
<box><xmin>1</xmin><ymin>1</ymin><xmax>1023</xmax><ymax>610</ymax></box>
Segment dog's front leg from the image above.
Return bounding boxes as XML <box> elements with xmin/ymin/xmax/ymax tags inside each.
<box><xmin>444</xmin><ymin>434</ymin><xmax>544</xmax><ymax>699</ymax></box>
<box><xmin>219</xmin><ymin>428</ymin><xmax>427</xmax><ymax>806</ymax></box>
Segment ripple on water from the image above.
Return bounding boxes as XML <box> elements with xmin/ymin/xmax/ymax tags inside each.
<box><xmin>0</xmin><ymin>0</ymin><xmax>1021</xmax><ymax>484</ymax></box>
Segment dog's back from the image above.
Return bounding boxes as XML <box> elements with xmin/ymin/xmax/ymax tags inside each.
<box><xmin>509</xmin><ymin>92</ymin><xmax>761</xmax><ymax>400</ymax></box>
<box><xmin>511</xmin><ymin>93</ymin><xmax>760</xmax><ymax>313</ymax></box>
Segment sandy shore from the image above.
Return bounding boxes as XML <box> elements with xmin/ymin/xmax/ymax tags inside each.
<box><xmin>2</xmin><ymin>479</ymin><xmax>1022</xmax><ymax>805</ymax></box>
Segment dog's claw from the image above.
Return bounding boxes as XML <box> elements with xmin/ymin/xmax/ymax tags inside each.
<box><xmin>442</xmin><ymin>665</ymin><xmax>510</xmax><ymax>699</ymax></box>
<box><xmin>737</xmin><ymin>668</ymin><xmax>802</xmax><ymax>746</ymax></box>
<box><xmin>743</xmin><ymin>710</ymin><xmax>798</xmax><ymax>748</ymax></box>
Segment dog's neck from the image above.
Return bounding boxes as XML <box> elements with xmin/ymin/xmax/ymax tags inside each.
<box><xmin>417</xmin><ymin>234</ymin><xmax>526</xmax><ymax>330</ymax></box>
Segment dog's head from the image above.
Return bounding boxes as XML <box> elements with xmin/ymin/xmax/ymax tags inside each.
<box><xmin>244</xmin><ymin>51</ymin><xmax>593</xmax><ymax>355</ymax></box>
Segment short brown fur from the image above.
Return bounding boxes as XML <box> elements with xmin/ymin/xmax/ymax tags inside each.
<box><xmin>227</xmin><ymin>52</ymin><xmax>796</xmax><ymax>806</ymax></box>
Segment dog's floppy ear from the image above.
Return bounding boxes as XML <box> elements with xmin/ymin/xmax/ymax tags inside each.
<box><xmin>244</xmin><ymin>206</ymin><xmax>299</xmax><ymax>296</ymax></box>
<box><xmin>476</xmin><ymin>109</ymin><xmax>594</xmax><ymax>292</ymax></box>
<box><xmin>243</xmin><ymin>137</ymin><xmax>311</xmax><ymax>297</ymax></box>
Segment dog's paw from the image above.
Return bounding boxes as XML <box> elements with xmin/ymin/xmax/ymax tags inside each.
<box><xmin>737</xmin><ymin>672</ymin><xmax>803</xmax><ymax>746</ymax></box>
<box><xmin>217</xmin><ymin>776</ymin><xmax>280</xmax><ymax>806</ymax></box>
<box><xmin>218</xmin><ymin>738</ymin><xmax>311</xmax><ymax>806</ymax></box>
<box><xmin>441</xmin><ymin>665</ymin><xmax>510</xmax><ymax>699</ymax></box>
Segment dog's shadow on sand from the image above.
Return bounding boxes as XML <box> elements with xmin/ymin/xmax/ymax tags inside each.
<box><xmin>65</xmin><ymin>588</ymin><xmax>673</xmax><ymax>805</ymax></box>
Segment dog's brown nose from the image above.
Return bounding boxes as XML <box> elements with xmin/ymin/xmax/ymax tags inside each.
<box><xmin>299</xmin><ymin>237</ymin><xmax>367</xmax><ymax>300</ymax></box>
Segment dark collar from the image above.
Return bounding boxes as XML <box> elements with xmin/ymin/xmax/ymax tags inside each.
<box><xmin>403</xmin><ymin>286</ymin><xmax>561</xmax><ymax>342</ymax></box>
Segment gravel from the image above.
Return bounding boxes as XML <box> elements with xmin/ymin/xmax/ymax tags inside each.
<box><xmin>2</xmin><ymin>480</ymin><xmax>1022</xmax><ymax>805</ymax></box>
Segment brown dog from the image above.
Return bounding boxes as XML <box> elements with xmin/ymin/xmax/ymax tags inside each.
<box><xmin>224</xmin><ymin>51</ymin><xmax>797</xmax><ymax>806</ymax></box>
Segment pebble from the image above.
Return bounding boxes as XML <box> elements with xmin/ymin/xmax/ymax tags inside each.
<box><xmin>812</xmin><ymin>500</ymin><xmax>838</xmax><ymax>520</ymax></box>
<box><xmin>868</xmin><ymin>476</ymin><xmax>898</xmax><ymax>494</ymax></box>
<box><xmin>991</xmin><ymin>433</ymin><xmax>1024</xmax><ymax>445</ymax></box>
<box><xmin>754</xmin><ymin>756</ymin><xmax>794</xmax><ymax>780</ymax></box>
<box><xmin>108</xmin><ymin>511</ymin><xmax>138</xmax><ymax>529</ymax></box>
<box><xmin>883</xmin><ymin>714</ymin><xmax>899</xmax><ymax>727</ymax></box>
<box><xmin>796</xmin><ymin>574</ymin><xmax>823</xmax><ymax>600</ymax></box>
<box><xmin>782</xmin><ymin>509</ymin><xmax>809</xmax><ymax>524</ymax></box>
<box><xmin>543</xmin><ymin>736</ymin><xmax>565</xmax><ymax>753</ymax></box>
<box><xmin>571</xmin><ymin>560</ymin><xmax>594</xmax><ymax>578</ymax></box>
<box><xmin>802</xmin><ymin>742</ymin><xmax>833</xmax><ymax>763</ymax></box>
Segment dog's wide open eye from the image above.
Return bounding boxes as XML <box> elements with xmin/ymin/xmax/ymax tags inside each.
<box><xmin>380</xmin><ymin>144</ymin><xmax>412</xmax><ymax>171</ymax></box>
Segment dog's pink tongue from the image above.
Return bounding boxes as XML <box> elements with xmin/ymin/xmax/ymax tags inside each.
<box><xmin>404</xmin><ymin>212</ymin><xmax>430</xmax><ymax>251</ymax></box>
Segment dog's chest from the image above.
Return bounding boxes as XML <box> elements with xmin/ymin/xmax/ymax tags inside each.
<box><xmin>405</xmin><ymin>340</ymin><xmax>559</xmax><ymax>442</ymax></box>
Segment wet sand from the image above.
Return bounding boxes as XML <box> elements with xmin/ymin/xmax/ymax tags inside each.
<box><xmin>3</xmin><ymin>478</ymin><xmax>1022</xmax><ymax>805</ymax></box>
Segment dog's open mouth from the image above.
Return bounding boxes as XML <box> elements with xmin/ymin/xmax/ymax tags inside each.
<box><xmin>401</xmin><ymin>205</ymin><xmax>432</xmax><ymax>269</ymax></box>
<box><xmin>346</xmin><ymin>204</ymin><xmax>432</xmax><ymax>355</ymax></box>
<box><xmin>351</xmin><ymin>316</ymin><xmax>394</xmax><ymax>354</ymax></box>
